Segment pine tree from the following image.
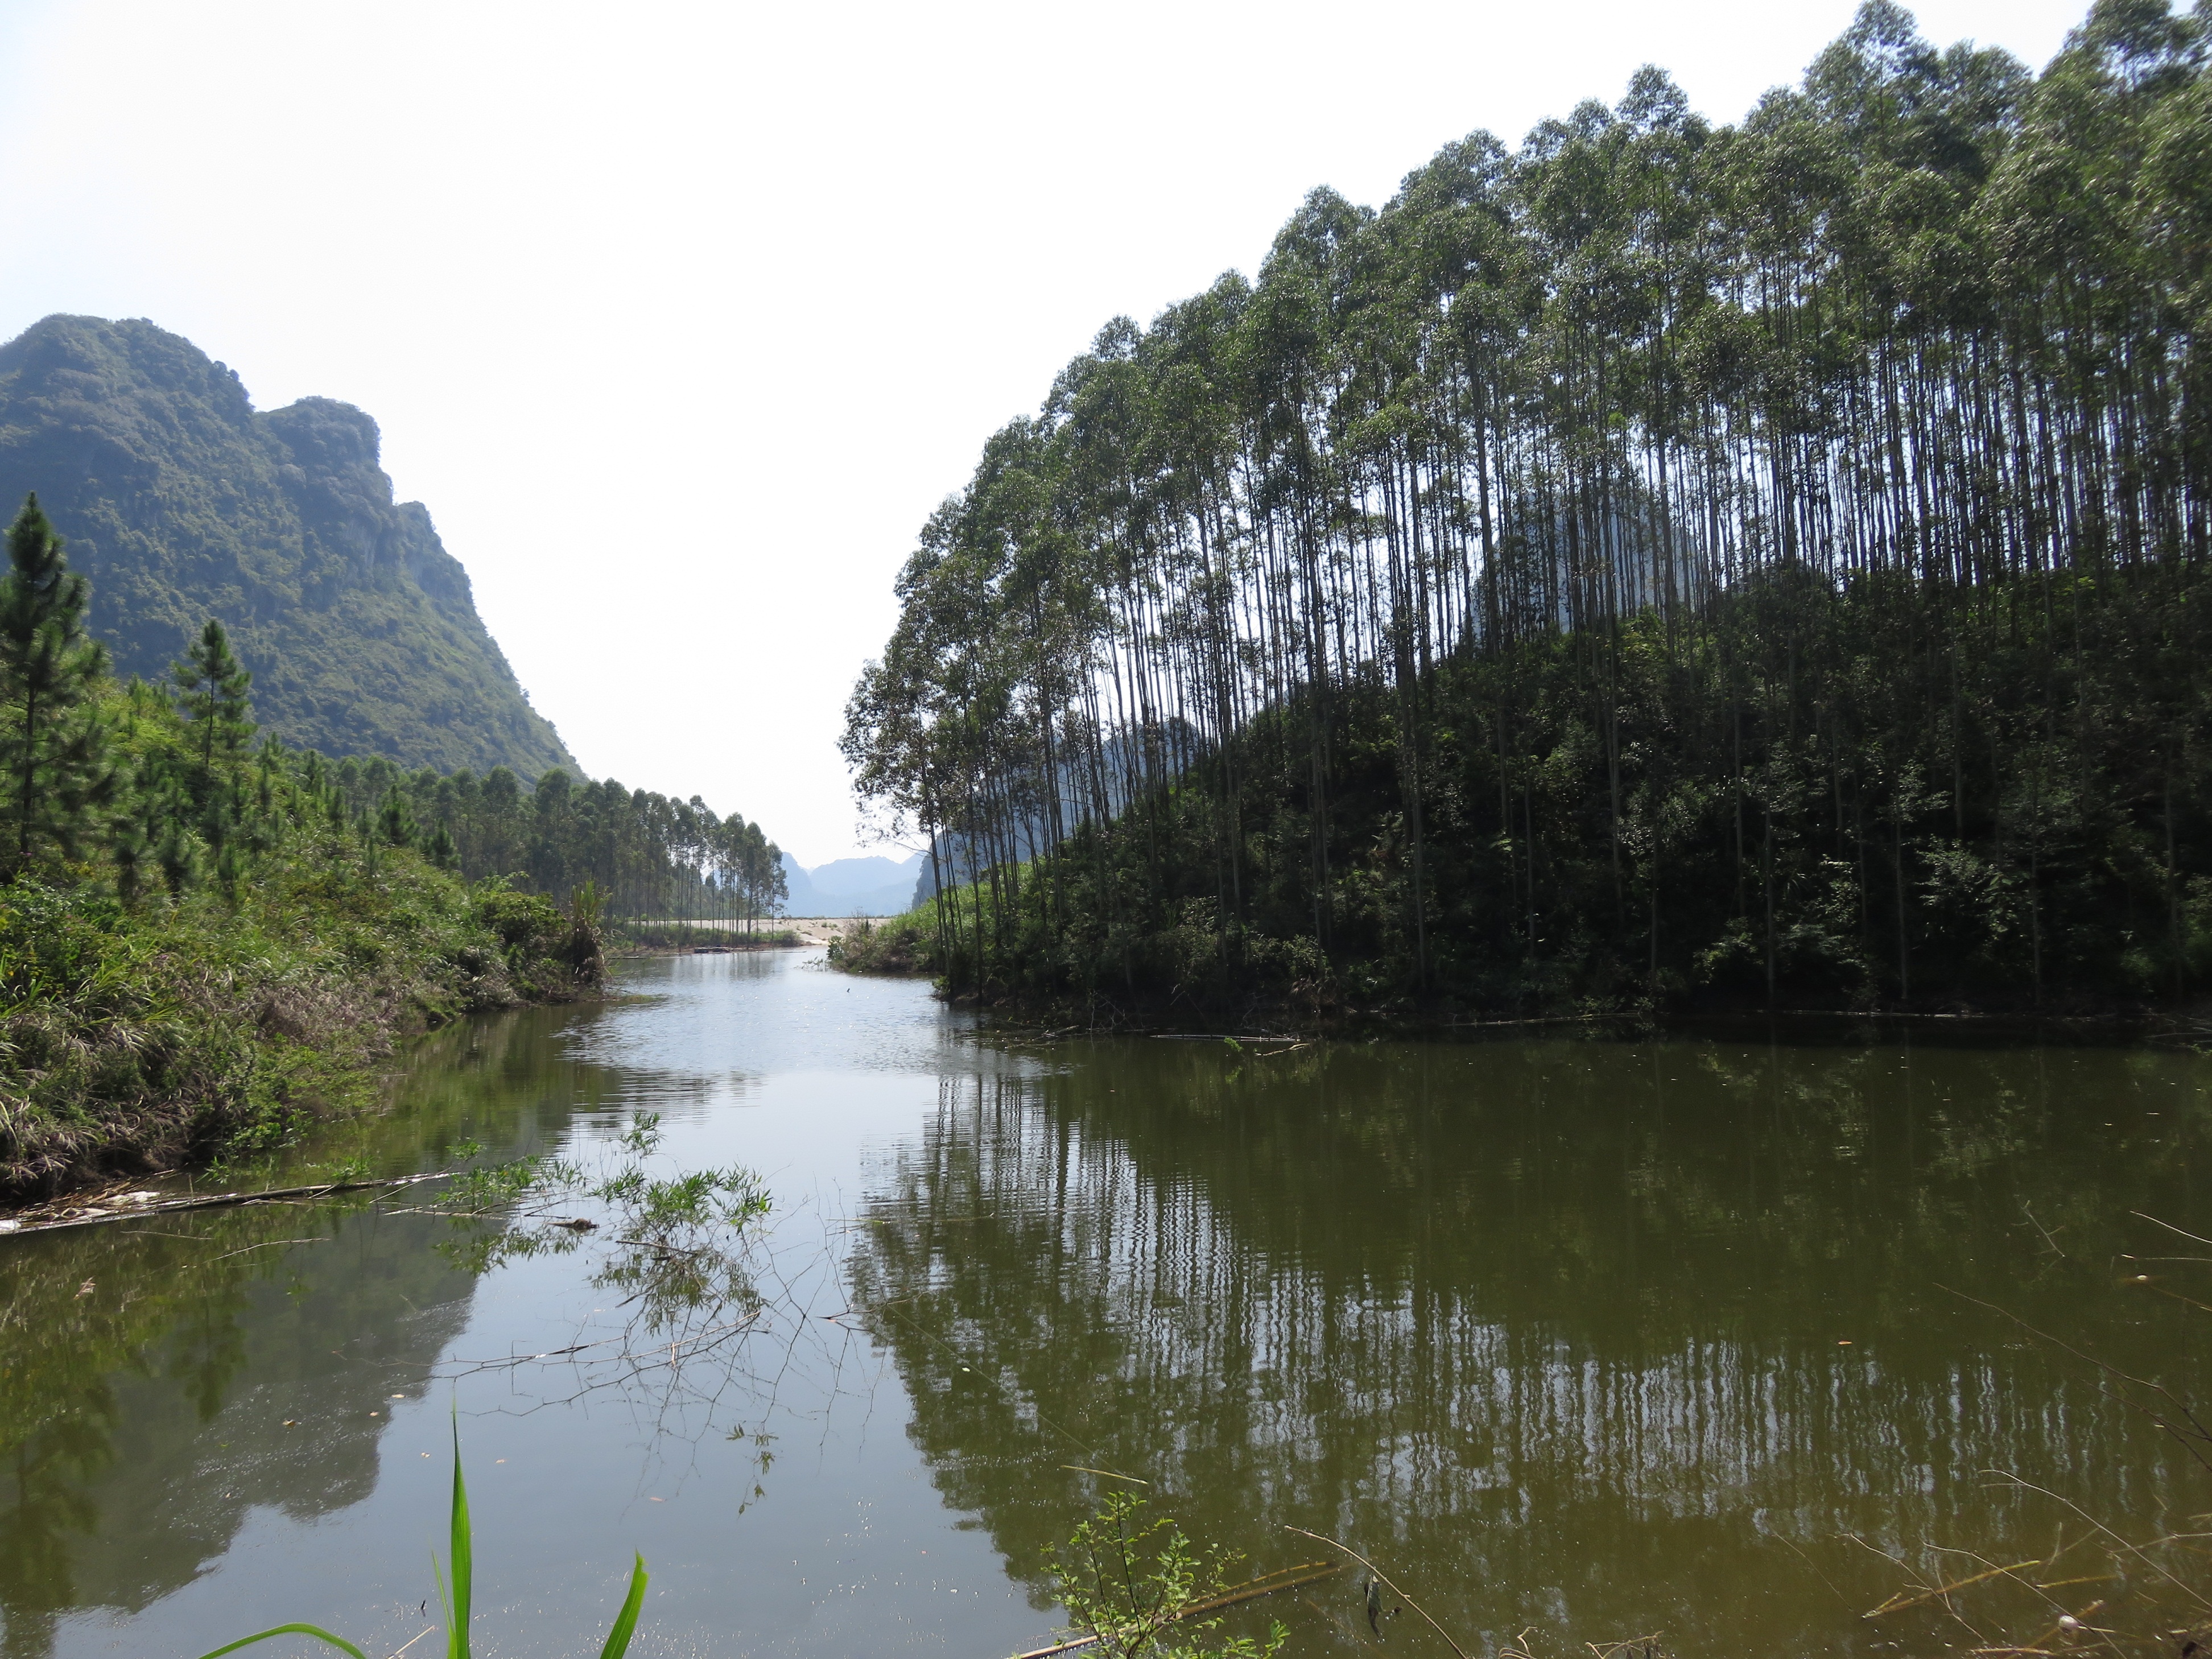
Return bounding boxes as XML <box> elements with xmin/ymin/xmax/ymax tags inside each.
<box><xmin>0</xmin><ymin>494</ymin><xmax>113</xmax><ymax>878</ymax></box>
<box><xmin>173</xmin><ymin>618</ymin><xmax>255</xmax><ymax>789</ymax></box>
<box><xmin>377</xmin><ymin>785</ymin><xmax>418</xmax><ymax>849</ymax></box>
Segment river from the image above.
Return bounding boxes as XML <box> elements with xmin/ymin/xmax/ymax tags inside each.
<box><xmin>2</xmin><ymin>950</ymin><xmax>2208</xmax><ymax>1657</ymax></box>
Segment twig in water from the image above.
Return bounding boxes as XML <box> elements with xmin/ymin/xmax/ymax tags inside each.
<box><xmin>1282</xmin><ymin>1525</ymin><xmax>1472</xmax><ymax>1659</ymax></box>
<box><xmin>1978</xmin><ymin>1471</ymin><xmax>2212</xmax><ymax>1615</ymax></box>
<box><xmin>2131</xmin><ymin>1211</ymin><xmax>2212</xmax><ymax>1248</ymax></box>
<box><xmin>207</xmin><ymin>1237</ymin><xmax>330</xmax><ymax>1264</ymax></box>
<box><xmin>2020</xmin><ymin>1201</ymin><xmax>2065</xmax><ymax>1259</ymax></box>
<box><xmin>1865</xmin><ymin>1559</ymin><xmax>2044</xmax><ymax>1616</ymax></box>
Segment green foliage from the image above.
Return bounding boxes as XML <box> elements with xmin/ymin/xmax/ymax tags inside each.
<box><xmin>826</xmin><ymin>913</ymin><xmax>934</xmax><ymax>975</ymax></box>
<box><xmin>428</xmin><ymin>1111</ymin><xmax>771</xmax><ymax>1335</ymax></box>
<box><xmin>1043</xmin><ymin>1493</ymin><xmax>1286</xmax><ymax>1659</ymax></box>
<box><xmin>313</xmin><ymin>757</ymin><xmax>788</xmax><ymax>930</ymax></box>
<box><xmin>0</xmin><ymin>529</ymin><xmax>791</xmax><ymax>1194</ymax></box>
<box><xmin>0</xmin><ymin>841</ymin><xmax>601</xmax><ymax>1198</ymax></box>
<box><xmin>0</xmin><ymin>495</ymin><xmax>112</xmax><ymax>877</ymax></box>
<box><xmin>0</xmin><ymin>643</ymin><xmax>606</xmax><ymax>1198</ymax></box>
<box><xmin>846</xmin><ymin>1</ymin><xmax>2212</xmax><ymax>1020</ymax></box>
<box><xmin>172</xmin><ymin>618</ymin><xmax>252</xmax><ymax>784</ymax></box>
<box><xmin>0</xmin><ymin>315</ymin><xmax>573</xmax><ymax>776</ymax></box>
<box><xmin>193</xmin><ymin>1624</ymin><xmax>366</xmax><ymax>1659</ymax></box>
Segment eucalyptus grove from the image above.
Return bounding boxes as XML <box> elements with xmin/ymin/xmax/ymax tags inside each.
<box><xmin>321</xmin><ymin>756</ymin><xmax>789</xmax><ymax>928</ymax></box>
<box><xmin>845</xmin><ymin>0</ymin><xmax>2212</xmax><ymax>1012</ymax></box>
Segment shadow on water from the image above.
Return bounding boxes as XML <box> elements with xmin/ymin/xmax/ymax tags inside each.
<box><xmin>847</xmin><ymin>1032</ymin><xmax>2212</xmax><ymax>1653</ymax></box>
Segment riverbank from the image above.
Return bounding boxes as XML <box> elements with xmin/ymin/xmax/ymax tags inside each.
<box><xmin>614</xmin><ymin>917</ymin><xmax>876</xmax><ymax>955</ymax></box>
<box><xmin>0</xmin><ymin>851</ymin><xmax>600</xmax><ymax>1204</ymax></box>
<box><xmin>832</xmin><ymin>897</ymin><xmax>2212</xmax><ymax>1039</ymax></box>
<box><xmin>611</xmin><ymin>919</ymin><xmax>804</xmax><ymax>954</ymax></box>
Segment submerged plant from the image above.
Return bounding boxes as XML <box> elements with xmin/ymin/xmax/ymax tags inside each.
<box><xmin>1043</xmin><ymin>1492</ymin><xmax>1287</xmax><ymax>1659</ymax></box>
<box><xmin>193</xmin><ymin>1426</ymin><xmax>647</xmax><ymax>1659</ymax></box>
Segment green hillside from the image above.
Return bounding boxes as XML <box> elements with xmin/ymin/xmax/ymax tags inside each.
<box><xmin>0</xmin><ymin>314</ymin><xmax>573</xmax><ymax>775</ymax></box>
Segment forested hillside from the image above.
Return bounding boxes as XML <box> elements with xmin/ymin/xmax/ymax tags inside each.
<box><xmin>0</xmin><ymin>490</ymin><xmax>784</xmax><ymax>1196</ymax></box>
<box><xmin>0</xmin><ymin>315</ymin><xmax>572</xmax><ymax>775</ymax></box>
<box><xmin>843</xmin><ymin>0</ymin><xmax>2212</xmax><ymax>1018</ymax></box>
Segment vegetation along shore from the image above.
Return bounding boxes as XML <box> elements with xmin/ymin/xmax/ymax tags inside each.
<box><xmin>0</xmin><ymin>496</ymin><xmax>782</xmax><ymax>1203</ymax></box>
<box><xmin>841</xmin><ymin>1</ymin><xmax>2212</xmax><ymax>1030</ymax></box>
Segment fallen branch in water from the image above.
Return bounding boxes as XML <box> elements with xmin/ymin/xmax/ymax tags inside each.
<box><xmin>1282</xmin><ymin>1526</ymin><xmax>1472</xmax><ymax>1659</ymax></box>
<box><xmin>0</xmin><ymin>1171</ymin><xmax>458</xmax><ymax>1236</ymax></box>
<box><xmin>1006</xmin><ymin>1561</ymin><xmax>1340</xmax><ymax>1659</ymax></box>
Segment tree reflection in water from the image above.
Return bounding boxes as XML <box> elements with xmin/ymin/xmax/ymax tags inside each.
<box><xmin>0</xmin><ymin>1004</ymin><xmax>819</xmax><ymax>1659</ymax></box>
<box><xmin>845</xmin><ymin>1032</ymin><xmax>2212</xmax><ymax>1654</ymax></box>
<box><xmin>0</xmin><ymin>1195</ymin><xmax>472</xmax><ymax>1659</ymax></box>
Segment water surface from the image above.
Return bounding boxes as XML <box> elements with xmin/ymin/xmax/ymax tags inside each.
<box><xmin>3</xmin><ymin>952</ymin><xmax>2207</xmax><ymax>1657</ymax></box>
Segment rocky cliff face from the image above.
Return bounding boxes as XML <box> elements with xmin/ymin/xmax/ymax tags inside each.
<box><xmin>0</xmin><ymin>315</ymin><xmax>574</xmax><ymax>775</ymax></box>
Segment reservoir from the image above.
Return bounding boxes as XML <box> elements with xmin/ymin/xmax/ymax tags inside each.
<box><xmin>3</xmin><ymin>951</ymin><xmax>2207</xmax><ymax>1656</ymax></box>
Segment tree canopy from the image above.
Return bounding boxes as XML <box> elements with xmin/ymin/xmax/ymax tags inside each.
<box><xmin>845</xmin><ymin>0</ymin><xmax>2212</xmax><ymax>1015</ymax></box>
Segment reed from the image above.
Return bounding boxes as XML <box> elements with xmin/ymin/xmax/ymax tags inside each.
<box><xmin>192</xmin><ymin>1425</ymin><xmax>649</xmax><ymax>1659</ymax></box>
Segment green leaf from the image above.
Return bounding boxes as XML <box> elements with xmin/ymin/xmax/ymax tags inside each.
<box><xmin>193</xmin><ymin>1623</ymin><xmax>369</xmax><ymax>1659</ymax></box>
<box><xmin>447</xmin><ymin>1419</ymin><xmax>472</xmax><ymax>1659</ymax></box>
<box><xmin>596</xmin><ymin>1554</ymin><xmax>651</xmax><ymax>1659</ymax></box>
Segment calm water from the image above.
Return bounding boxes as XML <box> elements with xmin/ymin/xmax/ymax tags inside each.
<box><xmin>3</xmin><ymin>952</ymin><xmax>2209</xmax><ymax>1658</ymax></box>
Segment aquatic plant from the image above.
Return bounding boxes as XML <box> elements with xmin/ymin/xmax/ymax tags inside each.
<box><xmin>192</xmin><ymin>1429</ymin><xmax>647</xmax><ymax>1659</ymax></box>
<box><xmin>1042</xmin><ymin>1492</ymin><xmax>1286</xmax><ymax>1659</ymax></box>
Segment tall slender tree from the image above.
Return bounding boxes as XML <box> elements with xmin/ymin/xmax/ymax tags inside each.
<box><xmin>173</xmin><ymin>618</ymin><xmax>255</xmax><ymax>786</ymax></box>
<box><xmin>0</xmin><ymin>494</ymin><xmax>112</xmax><ymax>877</ymax></box>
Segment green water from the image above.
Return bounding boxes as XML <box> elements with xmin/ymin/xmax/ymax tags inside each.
<box><xmin>2</xmin><ymin>952</ymin><xmax>2207</xmax><ymax>1657</ymax></box>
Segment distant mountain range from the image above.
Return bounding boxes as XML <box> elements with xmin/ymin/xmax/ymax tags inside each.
<box><xmin>0</xmin><ymin>315</ymin><xmax>573</xmax><ymax>775</ymax></box>
<box><xmin>780</xmin><ymin>851</ymin><xmax>923</xmax><ymax>917</ymax></box>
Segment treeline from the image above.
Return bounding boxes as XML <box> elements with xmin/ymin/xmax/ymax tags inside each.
<box><xmin>0</xmin><ymin>483</ymin><xmax>788</xmax><ymax>931</ymax></box>
<box><xmin>843</xmin><ymin>1</ymin><xmax>2212</xmax><ymax>1016</ymax></box>
<box><xmin>321</xmin><ymin>757</ymin><xmax>788</xmax><ymax>928</ymax></box>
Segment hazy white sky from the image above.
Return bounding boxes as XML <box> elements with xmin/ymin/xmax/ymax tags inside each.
<box><xmin>0</xmin><ymin>0</ymin><xmax>2089</xmax><ymax>865</ymax></box>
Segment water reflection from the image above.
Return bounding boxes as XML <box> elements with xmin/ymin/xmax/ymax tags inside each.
<box><xmin>0</xmin><ymin>1002</ymin><xmax>609</xmax><ymax>1659</ymax></box>
<box><xmin>0</xmin><ymin>1204</ymin><xmax>471</xmax><ymax>1659</ymax></box>
<box><xmin>7</xmin><ymin>954</ymin><xmax>2210</xmax><ymax>1658</ymax></box>
<box><xmin>848</xmin><ymin>1033</ymin><xmax>2212</xmax><ymax>1652</ymax></box>
<box><xmin>0</xmin><ymin>957</ymin><xmax>1031</xmax><ymax>1659</ymax></box>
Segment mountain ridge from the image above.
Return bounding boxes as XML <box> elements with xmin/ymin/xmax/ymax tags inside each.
<box><xmin>0</xmin><ymin>314</ymin><xmax>573</xmax><ymax>775</ymax></box>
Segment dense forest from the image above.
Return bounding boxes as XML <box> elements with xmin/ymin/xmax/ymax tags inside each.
<box><xmin>0</xmin><ymin>495</ymin><xmax>780</xmax><ymax>1195</ymax></box>
<box><xmin>0</xmin><ymin>315</ymin><xmax>573</xmax><ymax>775</ymax></box>
<box><xmin>843</xmin><ymin>0</ymin><xmax>2212</xmax><ymax>1019</ymax></box>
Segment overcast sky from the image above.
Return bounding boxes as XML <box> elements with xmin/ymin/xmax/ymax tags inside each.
<box><xmin>0</xmin><ymin>0</ymin><xmax>2090</xmax><ymax>866</ymax></box>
